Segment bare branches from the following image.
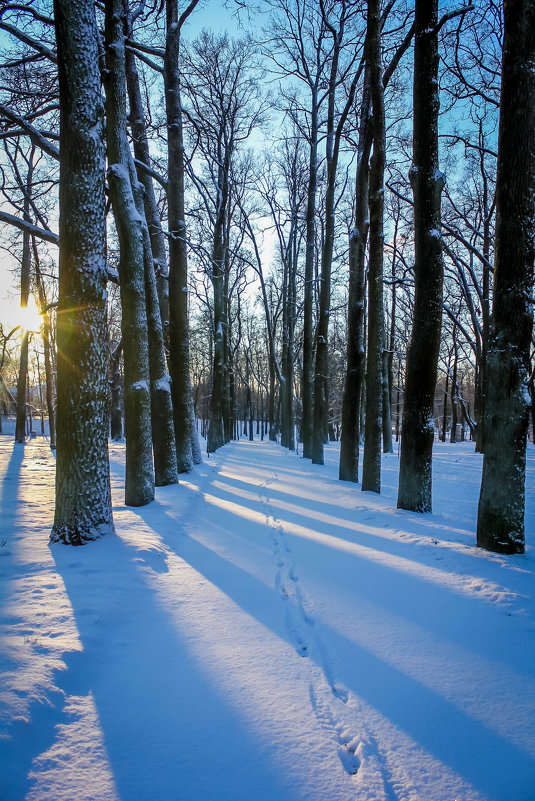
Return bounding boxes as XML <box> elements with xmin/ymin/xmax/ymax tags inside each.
<box><xmin>0</xmin><ymin>208</ymin><xmax>57</xmax><ymax>244</ymax></box>
<box><xmin>0</xmin><ymin>103</ymin><xmax>59</xmax><ymax>159</ymax></box>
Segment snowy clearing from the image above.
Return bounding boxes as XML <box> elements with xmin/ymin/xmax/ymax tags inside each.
<box><xmin>1</xmin><ymin>435</ymin><xmax>534</xmax><ymax>801</ymax></box>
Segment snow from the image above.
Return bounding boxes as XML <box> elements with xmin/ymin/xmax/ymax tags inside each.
<box><xmin>154</xmin><ymin>375</ymin><xmax>171</xmax><ymax>393</ymax></box>
<box><xmin>128</xmin><ymin>380</ymin><xmax>149</xmax><ymax>393</ymax></box>
<box><xmin>1</xmin><ymin>434</ymin><xmax>535</xmax><ymax>801</ymax></box>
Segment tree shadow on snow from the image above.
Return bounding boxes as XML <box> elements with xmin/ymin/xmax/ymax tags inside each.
<box><xmin>52</xmin><ymin>532</ymin><xmax>298</xmax><ymax>801</ymax></box>
<box><xmin>126</xmin><ymin>468</ymin><xmax>535</xmax><ymax>801</ymax></box>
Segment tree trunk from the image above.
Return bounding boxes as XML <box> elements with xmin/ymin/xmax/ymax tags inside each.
<box><xmin>397</xmin><ymin>0</ymin><xmax>444</xmax><ymax>513</ymax></box>
<box><xmin>283</xmin><ymin>213</ymin><xmax>296</xmax><ymax>450</ymax></box>
<box><xmin>339</xmin><ymin>72</ymin><xmax>372</xmax><ymax>482</ymax></box>
<box><xmin>475</xmin><ymin>139</ymin><xmax>492</xmax><ymax>454</ymax></box>
<box><xmin>301</xmin><ymin>95</ymin><xmax>318</xmax><ymax>459</ymax></box>
<box><xmin>206</xmin><ymin>129</ymin><xmax>230</xmax><ymax>453</ymax></box>
<box><xmin>382</xmin><ymin>219</ymin><xmax>397</xmax><ymax>455</ymax></box>
<box><xmin>450</xmin><ymin>329</ymin><xmax>458</xmax><ymax>442</ymax></box>
<box><xmin>34</xmin><ymin>245</ymin><xmax>56</xmax><ymax>450</ymax></box>
<box><xmin>104</xmin><ymin>0</ymin><xmax>154</xmax><ymax>507</ymax></box>
<box><xmin>207</xmin><ymin>270</ymin><xmax>226</xmax><ymax>452</ymax></box>
<box><xmin>110</xmin><ymin>340</ymin><xmax>123</xmax><ymax>441</ymax></box>
<box><xmin>476</xmin><ymin>0</ymin><xmax>535</xmax><ymax>554</ymax></box>
<box><xmin>382</xmin><ymin>350</ymin><xmax>392</xmax><ymax>453</ymax></box>
<box><xmin>362</xmin><ymin>0</ymin><xmax>385</xmax><ymax>493</ymax></box>
<box><xmin>125</xmin><ymin>1</ymin><xmax>179</xmax><ymax>485</ymax></box>
<box><xmin>441</xmin><ymin>364</ymin><xmax>449</xmax><ymax>443</ymax></box>
<box><xmin>141</xmin><ymin>209</ymin><xmax>178</xmax><ymax>486</ymax></box>
<box><xmin>51</xmin><ymin>0</ymin><xmax>114</xmax><ymax>544</ymax></box>
<box><xmin>165</xmin><ymin>0</ymin><xmax>201</xmax><ymax>472</ymax></box>
<box><xmin>15</xmin><ymin>161</ymin><xmax>33</xmax><ymax>444</ymax></box>
<box><xmin>125</xmin><ymin>6</ymin><xmax>169</xmax><ymax>332</ymax></box>
<box><xmin>311</xmin><ymin>138</ymin><xmax>335</xmax><ymax>463</ymax></box>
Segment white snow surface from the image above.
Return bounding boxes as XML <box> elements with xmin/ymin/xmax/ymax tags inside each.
<box><xmin>1</xmin><ymin>435</ymin><xmax>534</xmax><ymax>801</ymax></box>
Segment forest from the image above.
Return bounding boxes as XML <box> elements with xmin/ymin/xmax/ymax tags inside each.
<box><xmin>1</xmin><ymin>1</ymin><xmax>535</xmax><ymax>799</ymax></box>
<box><xmin>0</xmin><ymin>0</ymin><xmax>533</xmax><ymax>551</ymax></box>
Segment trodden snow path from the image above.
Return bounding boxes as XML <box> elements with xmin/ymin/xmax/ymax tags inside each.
<box><xmin>0</xmin><ymin>435</ymin><xmax>534</xmax><ymax>801</ymax></box>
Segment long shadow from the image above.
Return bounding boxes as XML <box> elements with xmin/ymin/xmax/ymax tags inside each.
<box><xmin>0</xmin><ymin>442</ymin><xmax>30</xmax><ymax>618</ymax></box>
<box><xmin>0</xmin><ymin>442</ymin><xmax>25</xmax><ymax>534</ymax></box>
<box><xmin>208</xmin><ymin>472</ymin><xmax>535</xmax><ymax>685</ymax></box>
<box><xmin>128</xmin><ymin>499</ymin><xmax>535</xmax><ymax>801</ymax></box>
<box><xmin>220</xmin><ymin>447</ymin><xmax>480</xmax><ymax>541</ymax></box>
<box><xmin>0</xmin><ymin>668</ymin><xmax>68</xmax><ymax>800</ymax></box>
<box><xmin>52</xmin><ymin>533</ymin><xmax>297</xmax><ymax>801</ymax></box>
<box><xmin>197</xmin><ymin>472</ymin><xmax>535</xmax><ymax>624</ymax></box>
<box><xmin>0</xmin><ymin>442</ymin><xmax>71</xmax><ymax>800</ymax></box>
<box><xmin>221</xmin><ymin>441</ymin><xmax>493</xmax><ymax>548</ymax></box>
<box><xmin>169</xmin><ymin>447</ymin><xmax>534</xmax><ymax>676</ymax></box>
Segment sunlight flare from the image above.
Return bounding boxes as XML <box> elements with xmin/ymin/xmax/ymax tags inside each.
<box><xmin>19</xmin><ymin>294</ymin><xmax>42</xmax><ymax>334</ymax></box>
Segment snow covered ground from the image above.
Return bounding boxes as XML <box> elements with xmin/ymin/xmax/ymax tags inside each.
<box><xmin>1</xmin><ymin>433</ymin><xmax>534</xmax><ymax>801</ymax></box>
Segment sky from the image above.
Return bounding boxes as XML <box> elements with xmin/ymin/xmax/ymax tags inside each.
<box><xmin>0</xmin><ymin>257</ymin><xmax>23</xmax><ymax>331</ymax></box>
<box><xmin>0</xmin><ymin>0</ymin><xmax>261</xmax><ymax>331</ymax></box>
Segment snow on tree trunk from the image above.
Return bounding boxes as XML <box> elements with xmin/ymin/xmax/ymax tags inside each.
<box><xmin>125</xmin><ymin>12</ymin><xmax>169</xmax><ymax>332</ymax></box>
<box><xmin>138</xmin><ymin>185</ymin><xmax>178</xmax><ymax>487</ymax></box>
<box><xmin>104</xmin><ymin>0</ymin><xmax>154</xmax><ymax>507</ymax></box>
<box><xmin>165</xmin><ymin>0</ymin><xmax>201</xmax><ymax>472</ymax></box>
<box><xmin>124</xmin><ymin>3</ymin><xmax>179</xmax><ymax>486</ymax></box>
<box><xmin>397</xmin><ymin>0</ymin><xmax>444</xmax><ymax>513</ymax></box>
<box><xmin>476</xmin><ymin>0</ymin><xmax>535</xmax><ymax>554</ymax></box>
<box><xmin>362</xmin><ymin>0</ymin><xmax>385</xmax><ymax>494</ymax></box>
<box><xmin>50</xmin><ymin>0</ymin><xmax>114</xmax><ymax>544</ymax></box>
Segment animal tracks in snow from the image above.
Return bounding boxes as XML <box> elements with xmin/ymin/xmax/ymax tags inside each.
<box><xmin>258</xmin><ymin>471</ymin><xmax>400</xmax><ymax>794</ymax></box>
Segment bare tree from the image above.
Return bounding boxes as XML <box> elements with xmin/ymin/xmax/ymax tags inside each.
<box><xmin>164</xmin><ymin>0</ymin><xmax>201</xmax><ymax>472</ymax></box>
<box><xmin>50</xmin><ymin>0</ymin><xmax>114</xmax><ymax>544</ymax></box>
<box><xmin>182</xmin><ymin>31</ymin><xmax>264</xmax><ymax>453</ymax></box>
<box><xmin>476</xmin><ymin>0</ymin><xmax>535</xmax><ymax>554</ymax></box>
<box><xmin>361</xmin><ymin>0</ymin><xmax>384</xmax><ymax>492</ymax></box>
<box><xmin>103</xmin><ymin>0</ymin><xmax>155</xmax><ymax>506</ymax></box>
<box><xmin>397</xmin><ymin>0</ymin><xmax>445</xmax><ymax>513</ymax></box>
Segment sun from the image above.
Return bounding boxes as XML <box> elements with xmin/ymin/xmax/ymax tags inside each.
<box><xmin>19</xmin><ymin>294</ymin><xmax>43</xmax><ymax>334</ymax></box>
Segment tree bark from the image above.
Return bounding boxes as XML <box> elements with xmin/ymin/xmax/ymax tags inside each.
<box><xmin>339</xmin><ymin>72</ymin><xmax>372</xmax><ymax>482</ymax></box>
<box><xmin>362</xmin><ymin>0</ymin><xmax>385</xmax><ymax>493</ymax></box>
<box><xmin>476</xmin><ymin>0</ymin><xmax>535</xmax><ymax>554</ymax></box>
<box><xmin>104</xmin><ymin>0</ymin><xmax>154</xmax><ymax>507</ymax></box>
<box><xmin>110</xmin><ymin>340</ymin><xmax>123</xmax><ymax>441</ymax></box>
<box><xmin>51</xmin><ymin>0</ymin><xmax>114</xmax><ymax>544</ymax></box>
<box><xmin>165</xmin><ymin>0</ymin><xmax>201</xmax><ymax>471</ymax></box>
<box><xmin>450</xmin><ymin>328</ymin><xmax>458</xmax><ymax>442</ymax></box>
<box><xmin>141</xmin><ymin>205</ymin><xmax>179</xmax><ymax>486</ymax></box>
<box><xmin>125</xmin><ymin>7</ymin><xmax>169</xmax><ymax>332</ymax></box>
<box><xmin>125</xmin><ymin>1</ymin><xmax>179</xmax><ymax>485</ymax></box>
<box><xmin>441</xmin><ymin>354</ymin><xmax>449</xmax><ymax>442</ymax></box>
<box><xmin>382</xmin><ymin>216</ymin><xmax>397</xmax><ymax>454</ymax></box>
<box><xmin>207</xmin><ymin>153</ymin><xmax>230</xmax><ymax>453</ymax></box>
<box><xmin>312</xmin><ymin>62</ymin><xmax>338</xmax><ymax>464</ymax></box>
<box><xmin>301</xmin><ymin>94</ymin><xmax>318</xmax><ymax>459</ymax></box>
<box><xmin>397</xmin><ymin>0</ymin><xmax>444</xmax><ymax>513</ymax></box>
<box><xmin>15</xmin><ymin>158</ymin><xmax>33</xmax><ymax>444</ymax></box>
<box><xmin>281</xmin><ymin>209</ymin><xmax>297</xmax><ymax>451</ymax></box>
<box><xmin>34</xmin><ymin>243</ymin><xmax>56</xmax><ymax>450</ymax></box>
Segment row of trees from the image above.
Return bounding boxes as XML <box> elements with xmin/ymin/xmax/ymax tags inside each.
<box><xmin>0</xmin><ymin>0</ymin><xmax>533</xmax><ymax>553</ymax></box>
